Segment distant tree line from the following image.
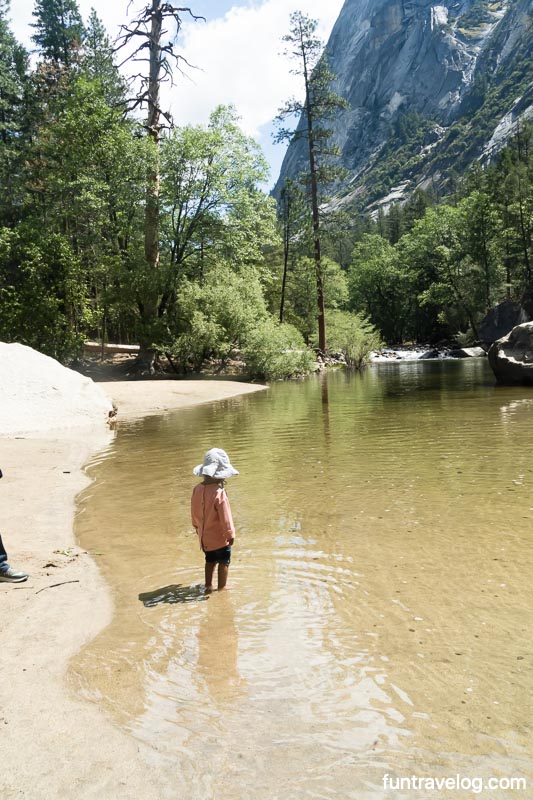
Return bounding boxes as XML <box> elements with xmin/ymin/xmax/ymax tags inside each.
<box><xmin>338</xmin><ymin>124</ymin><xmax>532</xmax><ymax>344</ymax></box>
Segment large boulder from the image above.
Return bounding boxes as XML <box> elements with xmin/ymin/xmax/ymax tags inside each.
<box><xmin>488</xmin><ymin>323</ymin><xmax>533</xmax><ymax>385</ymax></box>
<box><xmin>0</xmin><ymin>342</ymin><xmax>114</xmax><ymax>435</ymax></box>
<box><xmin>478</xmin><ymin>300</ymin><xmax>530</xmax><ymax>345</ymax></box>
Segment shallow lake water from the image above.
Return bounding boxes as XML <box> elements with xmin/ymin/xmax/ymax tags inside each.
<box><xmin>71</xmin><ymin>361</ymin><xmax>533</xmax><ymax>799</ymax></box>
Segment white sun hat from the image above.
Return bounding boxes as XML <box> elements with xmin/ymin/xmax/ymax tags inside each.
<box><xmin>193</xmin><ymin>448</ymin><xmax>239</xmax><ymax>479</ymax></box>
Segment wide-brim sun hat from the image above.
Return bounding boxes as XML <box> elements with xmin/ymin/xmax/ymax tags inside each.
<box><xmin>193</xmin><ymin>448</ymin><xmax>239</xmax><ymax>479</ymax></box>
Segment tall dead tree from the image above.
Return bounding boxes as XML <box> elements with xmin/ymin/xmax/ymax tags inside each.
<box><xmin>116</xmin><ymin>1</ymin><xmax>202</xmax><ymax>373</ymax></box>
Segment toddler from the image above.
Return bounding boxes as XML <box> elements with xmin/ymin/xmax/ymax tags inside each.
<box><xmin>191</xmin><ymin>448</ymin><xmax>238</xmax><ymax>592</ymax></box>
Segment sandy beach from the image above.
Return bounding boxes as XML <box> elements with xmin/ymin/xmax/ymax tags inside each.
<box><xmin>0</xmin><ymin>379</ymin><xmax>266</xmax><ymax>800</ymax></box>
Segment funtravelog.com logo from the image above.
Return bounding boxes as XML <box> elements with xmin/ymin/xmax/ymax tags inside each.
<box><xmin>383</xmin><ymin>774</ymin><xmax>528</xmax><ymax>794</ymax></box>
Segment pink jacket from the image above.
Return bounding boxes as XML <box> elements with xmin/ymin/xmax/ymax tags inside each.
<box><xmin>191</xmin><ymin>483</ymin><xmax>235</xmax><ymax>552</ymax></box>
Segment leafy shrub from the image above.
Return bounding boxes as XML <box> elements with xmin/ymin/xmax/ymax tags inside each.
<box><xmin>243</xmin><ymin>319</ymin><xmax>314</xmax><ymax>380</ymax></box>
<box><xmin>168</xmin><ymin>264</ymin><xmax>268</xmax><ymax>371</ymax></box>
<box><xmin>324</xmin><ymin>310</ymin><xmax>382</xmax><ymax>369</ymax></box>
<box><xmin>169</xmin><ymin>308</ymin><xmax>221</xmax><ymax>372</ymax></box>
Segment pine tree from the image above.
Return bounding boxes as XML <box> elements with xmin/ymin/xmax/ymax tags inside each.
<box><xmin>275</xmin><ymin>11</ymin><xmax>347</xmax><ymax>353</ymax></box>
<box><xmin>83</xmin><ymin>9</ymin><xmax>126</xmax><ymax>105</ymax></box>
<box><xmin>31</xmin><ymin>0</ymin><xmax>85</xmax><ymax>66</ymax></box>
<box><xmin>0</xmin><ymin>1</ymin><xmax>28</xmax><ymax>225</ymax></box>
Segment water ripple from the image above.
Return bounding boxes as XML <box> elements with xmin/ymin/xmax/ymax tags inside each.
<box><xmin>71</xmin><ymin>362</ymin><xmax>533</xmax><ymax>799</ymax></box>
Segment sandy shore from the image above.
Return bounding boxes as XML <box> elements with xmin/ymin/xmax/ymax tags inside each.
<box><xmin>0</xmin><ymin>380</ymin><xmax>266</xmax><ymax>800</ymax></box>
<box><xmin>100</xmin><ymin>378</ymin><xmax>267</xmax><ymax>418</ymax></box>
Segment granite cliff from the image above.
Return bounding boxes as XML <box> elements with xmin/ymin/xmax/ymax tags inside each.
<box><xmin>273</xmin><ymin>0</ymin><xmax>532</xmax><ymax>211</ymax></box>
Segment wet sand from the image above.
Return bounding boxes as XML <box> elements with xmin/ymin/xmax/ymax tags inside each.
<box><xmin>0</xmin><ymin>380</ymin><xmax>266</xmax><ymax>800</ymax></box>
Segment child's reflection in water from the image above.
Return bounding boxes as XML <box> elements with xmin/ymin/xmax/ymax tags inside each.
<box><xmin>196</xmin><ymin>593</ymin><xmax>245</xmax><ymax>702</ymax></box>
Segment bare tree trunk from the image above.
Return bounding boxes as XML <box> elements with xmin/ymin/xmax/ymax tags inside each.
<box><xmin>145</xmin><ymin>1</ymin><xmax>161</xmax><ymax>272</ymax></box>
<box><xmin>306</xmin><ymin>117</ymin><xmax>326</xmax><ymax>353</ymax></box>
<box><xmin>137</xmin><ymin>0</ymin><xmax>163</xmax><ymax>374</ymax></box>
<box><xmin>116</xmin><ymin>4</ymin><xmax>201</xmax><ymax>373</ymax></box>
<box><xmin>280</xmin><ymin>185</ymin><xmax>291</xmax><ymax>323</ymax></box>
<box><xmin>301</xmin><ymin>26</ymin><xmax>326</xmax><ymax>353</ymax></box>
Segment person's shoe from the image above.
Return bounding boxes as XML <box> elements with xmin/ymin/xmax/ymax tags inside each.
<box><xmin>0</xmin><ymin>567</ymin><xmax>29</xmax><ymax>583</ymax></box>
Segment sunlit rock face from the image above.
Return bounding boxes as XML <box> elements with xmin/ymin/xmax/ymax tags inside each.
<box><xmin>273</xmin><ymin>0</ymin><xmax>531</xmax><ymax>206</ymax></box>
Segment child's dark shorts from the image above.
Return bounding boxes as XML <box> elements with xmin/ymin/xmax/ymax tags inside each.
<box><xmin>204</xmin><ymin>546</ymin><xmax>232</xmax><ymax>566</ymax></box>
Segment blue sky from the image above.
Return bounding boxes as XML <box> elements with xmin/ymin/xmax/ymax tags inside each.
<box><xmin>8</xmin><ymin>0</ymin><xmax>345</xmax><ymax>186</ymax></box>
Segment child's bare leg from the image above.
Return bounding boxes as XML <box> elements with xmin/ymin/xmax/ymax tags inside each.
<box><xmin>205</xmin><ymin>562</ymin><xmax>215</xmax><ymax>591</ymax></box>
<box><xmin>217</xmin><ymin>563</ymin><xmax>229</xmax><ymax>591</ymax></box>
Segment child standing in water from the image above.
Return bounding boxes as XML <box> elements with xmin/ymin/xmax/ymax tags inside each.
<box><xmin>191</xmin><ymin>448</ymin><xmax>238</xmax><ymax>592</ymax></box>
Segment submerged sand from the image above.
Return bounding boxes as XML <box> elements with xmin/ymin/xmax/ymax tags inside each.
<box><xmin>0</xmin><ymin>379</ymin><xmax>266</xmax><ymax>800</ymax></box>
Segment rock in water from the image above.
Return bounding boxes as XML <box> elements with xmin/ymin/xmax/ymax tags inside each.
<box><xmin>0</xmin><ymin>342</ymin><xmax>114</xmax><ymax>434</ymax></box>
<box><xmin>449</xmin><ymin>347</ymin><xmax>486</xmax><ymax>358</ymax></box>
<box><xmin>488</xmin><ymin>323</ymin><xmax>533</xmax><ymax>385</ymax></box>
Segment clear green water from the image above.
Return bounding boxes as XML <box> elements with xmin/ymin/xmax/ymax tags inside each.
<box><xmin>71</xmin><ymin>361</ymin><xmax>533</xmax><ymax>799</ymax></box>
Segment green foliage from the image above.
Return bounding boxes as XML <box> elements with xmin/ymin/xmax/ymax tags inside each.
<box><xmin>455</xmin><ymin>0</ymin><xmax>496</xmax><ymax>33</ymax></box>
<box><xmin>394</xmin><ymin>112</ymin><xmax>428</xmax><ymax>145</ymax></box>
<box><xmin>243</xmin><ymin>320</ymin><xmax>314</xmax><ymax>381</ymax></box>
<box><xmin>167</xmin><ymin>264</ymin><xmax>315</xmax><ymax>380</ymax></box>
<box><xmin>275</xmin><ymin>11</ymin><xmax>348</xmax><ymax>159</ymax></box>
<box><xmin>168</xmin><ymin>264</ymin><xmax>269</xmax><ymax>371</ymax></box>
<box><xmin>361</xmin><ymin>115</ymin><xmax>437</xmax><ymax>207</ymax></box>
<box><xmin>321</xmin><ymin>208</ymin><xmax>375</xmax><ymax>269</ymax></box>
<box><xmin>336</xmin><ymin>123</ymin><xmax>532</xmax><ymax>345</ymax></box>
<box><xmin>323</xmin><ymin>310</ymin><xmax>381</xmax><ymax>368</ymax></box>
<box><xmin>0</xmin><ymin>226</ymin><xmax>87</xmax><ymax>359</ymax></box>
<box><xmin>1</xmin><ymin>4</ymin><xmax>311</xmax><ymax>373</ymax></box>
<box><xmin>349</xmin><ymin>234</ymin><xmax>412</xmax><ymax>343</ymax></box>
<box><xmin>161</xmin><ymin>106</ymin><xmax>276</xmax><ymax>278</ymax></box>
<box><xmin>0</xmin><ymin>10</ymin><xmax>28</xmax><ymax>226</ymax></box>
<box><xmin>0</xmin><ymin>0</ymin><xmax>528</xmax><ymax>373</ymax></box>
<box><xmin>280</xmin><ymin>255</ymin><xmax>348</xmax><ymax>343</ymax></box>
<box><xmin>82</xmin><ymin>9</ymin><xmax>126</xmax><ymax>105</ymax></box>
<box><xmin>397</xmin><ymin>195</ymin><xmax>506</xmax><ymax>339</ymax></box>
<box><xmin>167</xmin><ymin>298</ymin><xmax>221</xmax><ymax>373</ymax></box>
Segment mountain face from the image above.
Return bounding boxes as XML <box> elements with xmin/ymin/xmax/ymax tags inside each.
<box><xmin>273</xmin><ymin>0</ymin><xmax>533</xmax><ymax>210</ymax></box>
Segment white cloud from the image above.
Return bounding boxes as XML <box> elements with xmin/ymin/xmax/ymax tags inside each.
<box><xmin>165</xmin><ymin>0</ymin><xmax>345</xmax><ymax>186</ymax></box>
<box><xmin>171</xmin><ymin>0</ymin><xmax>345</xmax><ymax>136</ymax></box>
